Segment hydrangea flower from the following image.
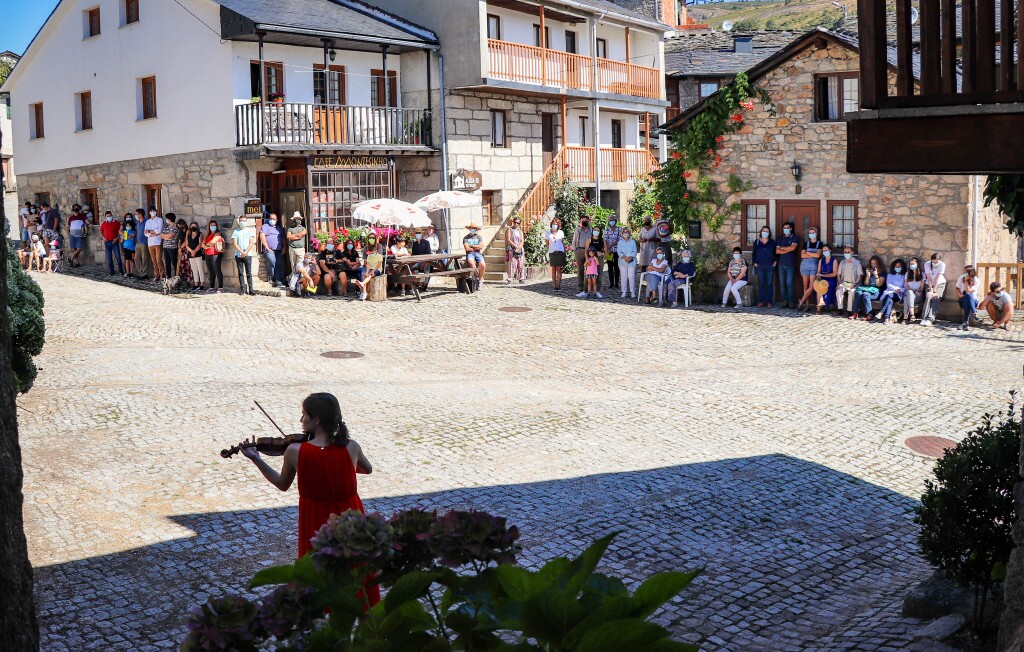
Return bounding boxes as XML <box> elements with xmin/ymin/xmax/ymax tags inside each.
<box><xmin>181</xmin><ymin>596</ymin><xmax>261</xmax><ymax>652</ymax></box>
<box><xmin>309</xmin><ymin>510</ymin><xmax>394</xmax><ymax>577</ymax></box>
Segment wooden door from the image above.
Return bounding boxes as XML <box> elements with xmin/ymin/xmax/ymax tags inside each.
<box><xmin>541</xmin><ymin>113</ymin><xmax>555</xmax><ymax>168</ymax></box>
<box><xmin>775</xmin><ymin>200</ymin><xmax>819</xmax><ymax>242</ymax></box>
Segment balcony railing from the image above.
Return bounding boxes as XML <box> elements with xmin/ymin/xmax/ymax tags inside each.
<box><xmin>487</xmin><ymin>39</ymin><xmax>661</xmax><ymax>100</ymax></box>
<box><xmin>235</xmin><ymin>102</ymin><xmax>432</xmax><ymax>148</ymax></box>
<box><xmin>561</xmin><ymin>146</ymin><xmax>659</xmax><ymax>183</ymax></box>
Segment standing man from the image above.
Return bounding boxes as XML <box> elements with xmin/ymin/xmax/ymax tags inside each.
<box><xmin>19</xmin><ymin>201</ymin><xmax>32</xmax><ymax>251</ymax></box>
<box><xmin>232</xmin><ymin>215</ymin><xmax>256</xmax><ymax>295</ymax></box>
<box><xmin>133</xmin><ymin>208</ymin><xmax>151</xmax><ymax>279</ymax></box>
<box><xmin>143</xmin><ymin>205</ymin><xmax>165</xmax><ymax>280</ymax></box>
<box><xmin>67</xmin><ymin>204</ymin><xmax>89</xmax><ymax>267</ymax></box>
<box><xmin>286</xmin><ymin>211</ymin><xmax>306</xmax><ymax>274</ymax></box>
<box><xmin>39</xmin><ymin>202</ymin><xmax>58</xmax><ymax>232</ymax></box>
<box><xmin>259</xmin><ymin>213</ymin><xmax>285</xmax><ymax>288</ymax></box>
<box><xmin>751</xmin><ymin>226</ymin><xmax>777</xmax><ymax>308</ymax></box>
<box><xmin>99</xmin><ymin>210</ymin><xmax>124</xmax><ymax>276</ymax></box>
<box><xmin>775</xmin><ymin>221</ymin><xmax>800</xmax><ymax>308</ymax></box>
<box><xmin>573</xmin><ymin>216</ymin><xmax>594</xmax><ymax>297</ymax></box>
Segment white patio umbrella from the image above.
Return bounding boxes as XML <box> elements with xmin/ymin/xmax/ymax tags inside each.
<box><xmin>412</xmin><ymin>190</ymin><xmax>478</xmax><ymax>212</ymax></box>
<box><xmin>351</xmin><ymin>198</ymin><xmax>432</xmax><ymax>228</ymax></box>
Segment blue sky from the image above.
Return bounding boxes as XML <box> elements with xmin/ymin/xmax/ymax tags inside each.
<box><xmin>2</xmin><ymin>0</ymin><xmax>59</xmax><ymax>56</ymax></box>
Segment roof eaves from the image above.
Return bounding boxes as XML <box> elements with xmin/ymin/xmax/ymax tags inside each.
<box><xmin>548</xmin><ymin>0</ymin><xmax>668</xmax><ymax>31</ymax></box>
<box><xmin>333</xmin><ymin>0</ymin><xmax>439</xmax><ymax>45</ymax></box>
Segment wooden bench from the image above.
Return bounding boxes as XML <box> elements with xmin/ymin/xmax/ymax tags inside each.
<box><xmin>396</xmin><ymin>268</ymin><xmax>478</xmax><ymax>300</ymax></box>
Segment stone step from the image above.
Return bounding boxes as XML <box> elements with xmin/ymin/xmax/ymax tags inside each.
<box><xmin>483</xmin><ymin>271</ymin><xmax>506</xmax><ymax>281</ymax></box>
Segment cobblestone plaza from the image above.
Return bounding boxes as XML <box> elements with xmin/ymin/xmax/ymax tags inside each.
<box><xmin>19</xmin><ymin>274</ymin><xmax>1023</xmax><ymax>651</ymax></box>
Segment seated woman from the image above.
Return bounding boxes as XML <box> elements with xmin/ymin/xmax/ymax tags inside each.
<box><xmin>43</xmin><ymin>238</ymin><xmax>61</xmax><ymax>273</ymax></box>
<box><xmin>390</xmin><ymin>235</ymin><xmax>412</xmax><ymax>296</ymax></box>
<box><xmin>317</xmin><ymin>242</ymin><xmax>342</xmax><ymax>296</ymax></box>
<box><xmin>856</xmin><ymin>255</ymin><xmax>886</xmax><ymax>320</ymax></box>
<box><xmin>667</xmin><ymin>249</ymin><xmax>696</xmax><ymax>308</ymax></box>
<box><xmin>339</xmin><ymin>239</ymin><xmax>363</xmax><ymax>294</ymax></box>
<box><xmin>352</xmin><ymin>244</ymin><xmax>385</xmax><ymax>301</ymax></box>
<box><xmin>875</xmin><ymin>259</ymin><xmax>907</xmax><ymax>322</ymax></box>
<box><xmin>643</xmin><ymin>246</ymin><xmax>670</xmax><ymax>304</ymax></box>
<box><xmin>17</xmin><ymin>236</ymin><xmax>36</xmax><ymax>269</ymax></box>
<box><xmin>901</xmin><ymin>257</ymin><xmax>925</xmax><ymax>324</ymax></box>
<box><xmin>723</xmin><ymin>246</ymin><xmax>748</xmax><ymax>308</ymax></box>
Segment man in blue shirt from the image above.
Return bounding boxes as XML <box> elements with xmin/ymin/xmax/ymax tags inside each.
<box><xmin>775</xmin><ymin>220</ymin><xmax>800</xmax><ymax>308</ymax></box>
<box><xmin>751</xmin><ymin>226</ymin><xmax>778</xmax><ymax>308</ymax></box>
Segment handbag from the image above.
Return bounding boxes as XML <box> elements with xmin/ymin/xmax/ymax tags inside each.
<box><xmin>214</xmin><ymin>239</ymin><xmax>224</xmax><ymax>253</ymax></box>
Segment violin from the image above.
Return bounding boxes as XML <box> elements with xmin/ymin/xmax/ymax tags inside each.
<box><xmin>220</xmin><ymin>432</ymin><xmax>310</xmax><ymax>458</ymax></box>
<box><xmin>220</xmin><ymin>400</ymin><xmax>310</xmax><ymax>458</ymax></box>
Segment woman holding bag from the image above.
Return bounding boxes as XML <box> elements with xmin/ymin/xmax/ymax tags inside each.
<box><xmin>203</xmin><ymin>220</ymin><xmax>225</xmax><ymax>293</ymax></box>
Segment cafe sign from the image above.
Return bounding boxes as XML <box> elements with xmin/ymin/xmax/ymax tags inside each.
<box><xmin>451</xmin><ymin>168</ymin><xmax>483</xmax><ymax>192</ymax></box>
<box><xmin>308</xmin><ymin>155</ymin><xmax>390</xmax><ymax>170</ymax></box>
<box><xmin>244</xmin><ymin>198</ymin><xmax>263</xmax><ymax>217</ymax></box>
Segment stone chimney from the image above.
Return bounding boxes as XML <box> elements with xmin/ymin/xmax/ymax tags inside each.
<box><xmin>733</xmin><ymin>35</ymin><xmax>754</xmax><ymax>54</ymax></box>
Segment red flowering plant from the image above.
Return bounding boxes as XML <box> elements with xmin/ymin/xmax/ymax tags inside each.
<box><xmin>181</xmin><ymin>509</ymin><xmax>702</xmax><ymax>651</ymax></box>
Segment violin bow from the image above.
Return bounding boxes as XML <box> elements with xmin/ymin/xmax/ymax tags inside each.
<box><xmin>254</xmin><ymin>400</ymin><xmax>288</xmax><ymax>437</ymax></box>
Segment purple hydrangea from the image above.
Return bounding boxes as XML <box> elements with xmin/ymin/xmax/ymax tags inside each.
<box><xmin>181</xmin><ymin>596</ymin><xmax>261</xmax><ymax>651</ymax></box>
<box><xmin>429</xmin><ymin>510</ymin><xmax>521</xmax><ymax>569</ymax></box>
<box><xmin>309</xmin><ymin>510</ymin><xmax>394</xmax><ymax>577</ymax></box>
<box><xmin>258</xmin><ymin>583</ymin><xmax>319</xmax><ymax>640</ymax></box>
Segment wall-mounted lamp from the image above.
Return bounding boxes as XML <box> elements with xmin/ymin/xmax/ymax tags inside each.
<box><xmin>329</xmin><ymin>49</ymin><xmax>337</xmax><ymax>63</ymax></box>
<box><xmin>422</xmin><ymin>169</ymin><xmax>431</xmax><ymax>177</ymax></box>
<box><xmin>791</xmin><ymin>160</ymin><xmax>802</xmax><ymax>181</ymax></box>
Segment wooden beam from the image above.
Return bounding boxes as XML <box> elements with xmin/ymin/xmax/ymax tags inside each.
<box><xmin>1018</xmin><ymin>0</ymin><xmax>1024</xmax><ymax>90</ymax></box>
<box><xmin>976</xmin><ymin>0</ymin><xmax>996</xmax><ymax>91</ymax></box>
<box><xmin>918</xmin><ymin>0</ymin><xmax>940</xmax><ymax>94</ymax></box>
<box><xmin>897</xmin><ymin>0</ymin><xmax>916</xmax><ymax>96</ymax></box>
<box><xmin>846</xmin><ymin>113</ymin><xmax>1024</xmax><ymax>174</ymax></box>
<box><xmin>856</xmin><ymin>0</ymin><xmax>887</xmax><ymax>108</ymax></box>
<box><xmin>962</xmin><ymin>0</ymin><xmax>976</xmax><ymax>92</ymax></box>
<box><xmin>488</xmin><ymin>0</ymin><xmax>583</xmax><ymax>23</ymax></box>
<box><xmin>940</xmin><ymin>0</ymin><xmax>957</xmax><ymax>93</ymax></box>
<box><xmin>1000</xmin><ymin>0</ymin><xmax>1015</xmax><ymax>90</ymax></box>
<box><xmin>560</xmin><ymin>94</ymin><xmax>567</xmax><ymax>148</ymax></box>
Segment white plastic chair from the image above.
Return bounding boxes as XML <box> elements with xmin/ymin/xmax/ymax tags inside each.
<box><xmin>673</xmin><ymin>276</ymin><xmax>691</xmax><ymax>307</ymax></box>
<box><xmin>637</xmin><ymin>271</ymin><xmax>667</xmax><ymax>305</ymax></box>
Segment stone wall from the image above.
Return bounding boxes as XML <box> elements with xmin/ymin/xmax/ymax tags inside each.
<box><xmin>16</xmin><ymin>148</ymin><xmax>268</xmax><ymax>289</ymax></box>
<box><xmin>676</xmin><ymin>76</ymin><xmax>729</xmax><ymax>112</ymax></box>
<box><xmin>694</xmin><ymin>40</ymin><xmax>1011</xmax><ymax>291</ymax></box>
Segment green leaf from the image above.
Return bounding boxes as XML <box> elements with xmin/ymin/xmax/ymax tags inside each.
<box><xmin>993</xmin><ymin>561</ymin><xmax>1008</xmax><ymax>581</ymax></box>
<box><xmin>563</xmin><ymin>533</ymin><xmax>617</xmax><ymax>595</ymax></box>
<box><xmin>632</xmin><ymin>571</ymin><xmax>702</xmax><ymax>618</ymax></box>
<box><xmin>248</xmin><ymin>563</ymin><xmax>294</xmax><ymax>589</ymax></box>
<box><xmin>294</xmin><ymin>553</ymin><xmax>325</xmax><ymax>587</ymax></box>
<box><xmin>520</xmin><ymin>590</ymin><xmax>588</xmax><ymax>643</ymax></box>
<box><xmin>563</xmin><ymin>595</ymin><xmax>634</xmax><ymax>647</ymax></box>
<box><xmin>495</xmin><ymin>566</ymin><xmax>543</xmax><ymax>601</ymax></box>
<box><xmin>575</xmin><ymin>618</ymin><xmax>670</xmax><ymax>652</ymax></box>
<box><xmin>385</xmin><ymin>571</ymin><xmax>436</xmax><ymax>612</ymax></box>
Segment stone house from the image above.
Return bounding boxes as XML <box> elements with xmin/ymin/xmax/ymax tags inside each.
<box><xmin>663</xmin><ymin>27</ymin><xmax>1017</xmax><ymax>307</ymax></box>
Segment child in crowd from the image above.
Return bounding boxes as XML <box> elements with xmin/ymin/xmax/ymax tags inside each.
<box><xmin>584</xmin><ymin>248</ymin><xmax>600</xmax><ymax>298</ymax></box>
<box><xmin>352</xmin><ymin>246</ymin><xmax>384</xmax><ymax>301</ymax></box>
<box><xmin>42</xmin><ymin>237</ymin><xmax>60</xmax><ymax>273</ymax></box>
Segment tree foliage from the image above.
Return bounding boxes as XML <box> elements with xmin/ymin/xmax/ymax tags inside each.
<box><xmin>915</xmin><ymin>396</ymin><xmax>1020</xmax><ymax>630</ymax></box>
<box><xmin>627</xmin><ymin>176</ymin><xmax>658</xmax><ymax>232</ymax></box>
<box><xmin>5</xmin><ymin>240</ymin><xmax>45</xmax><ymax>394</ymax></box>
<box><xmin>0</xmin><ymin>59</ymin><xmax>13</xmax><ymax>88</ymax></box>
<box><xmin>984</xmin><ymin>175</ymin><xmax>1024</xmax><ymax>237</ymax></box>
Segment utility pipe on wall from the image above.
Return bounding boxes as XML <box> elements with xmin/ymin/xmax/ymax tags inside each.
<box><xmin>437</xmin><ymin>48</ymin><xmax>453</xmax><ymax>253</ymax></box>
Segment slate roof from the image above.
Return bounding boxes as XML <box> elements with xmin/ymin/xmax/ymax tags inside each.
<box><xmin>214</xmin><ymin>0</ymin><xmax>438</xmax><ymax>45</ymax></box>
<box><xmin>665</xmin><ymin>30</ymin><xmax>798</xmax><ymax>76</ymax></box>
<box><xmin>560</xmin><ymin>0</ymin><xmax>668</xmax><ymax>29</ymax></box>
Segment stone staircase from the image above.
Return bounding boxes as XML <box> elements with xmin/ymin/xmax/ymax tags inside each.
<box><xmin>482</xmin><ymin>230</ymin><xmax>507</xmax><ymax>282</ymax></box>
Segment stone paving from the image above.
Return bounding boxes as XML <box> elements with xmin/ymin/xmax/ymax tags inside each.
<box><xmin>18</xmin><ymin>267</ymin><xmax>1024</xmax><ymax>651</ymax></box>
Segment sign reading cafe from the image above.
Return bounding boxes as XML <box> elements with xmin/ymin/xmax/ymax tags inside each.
<box><xmin>308</xmin><ymin>155</ymin><xmax>390</xmax><ymax>170</ymax></box>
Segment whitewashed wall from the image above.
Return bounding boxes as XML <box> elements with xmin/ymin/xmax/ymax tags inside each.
<box><xmin>566</xmin><ymin>108</ymin><xmax>640</xmax><ymax>148</ymax></box>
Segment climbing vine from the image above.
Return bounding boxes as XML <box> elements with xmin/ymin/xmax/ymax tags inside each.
<box><xmin>653</xmin><ymin>72</ymin><xmax>774</xmax><ymax>236</ymax></box>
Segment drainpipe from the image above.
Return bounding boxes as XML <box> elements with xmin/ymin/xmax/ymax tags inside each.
<box><xmin>257</xmin><ymin>32</ymin><xmax>266</xmax><ymax>101</ymax></box>
<box><xmin>590</xmin><ymin>15</ymin><xmax>602</xmax><ymax>205</ymax></box>
<box><xmin>972</xmin><ymin>175</ymin><xmax>980</xmax><ymax>265</ymax></box>
<box><xmin>437</xmin><ymin>48</ymin><xmax>453</xmax><ymax>253</ymax></box>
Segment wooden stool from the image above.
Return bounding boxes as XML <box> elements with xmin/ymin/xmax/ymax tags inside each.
<box><xmin>365</xmin><ymin>274</ymin><xmax>387</xmax><ymax>302</ymax></box>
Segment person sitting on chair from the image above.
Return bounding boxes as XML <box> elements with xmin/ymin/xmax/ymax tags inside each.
<box><xmin>463</xmin><ymin>222</ymin><xmax>486</xmax><ymax>290</ymax></box>
<box><xmin>668</xmin><ymin>249</ymin><xmax>696</xmax><ymax>308</ymax></box>
<box><xmin>643</xmin><ymin>247</ymin><xmax>670</xmax><ymax>305</ymax></box>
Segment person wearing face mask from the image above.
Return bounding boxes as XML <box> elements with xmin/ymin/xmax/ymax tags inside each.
<box><xmin>340</xmin><ymin>239</ymin><xmax>364</xmax><ymax>294</ymax></box>
<box><xmin>159</xmin><ymin>213</ymin><xmax>181</xmax><ymax>280</ymax></box>
<box><xmin>121</xmin><ymin>214</ymin><xmax>137</xmax><ymax>278</ymax></box>
<box><xmin>232</xmin><ymin>216</ymin><xmax>256</xmax><ymax>295</ymax></box>
<box><xmin>979</xmin><ymin>281</ymin><xmax>1015</xmax><ymax>330</ymax></box>
<box><xmin>654</xmin><ymin>212</ymin><xmax>674</xmax><ymax>266</ymax></box>
<box><xmin>544</xmin><ymin>219</ymin><xmax>566</xmax><ymax>290</ymax></box>
<box><xmin>834</xmin><ymin>246</ymin><xmax>864</xmax><ymax>318</ymax></box>
<box><xmin>143</xmin><ymin>205</ymin><xmax>166</xmax><ymax>280</ymax></box>
<box><xmin>796</xmin><ymin>228</ymin><xmax>823</xmax><ymax>310</ymax></box>
<box><xmin>616</xmin><ymin>227</ymin><xmax>638</xmax><ymax>298</ymax></box>
<box><xmin>775</xmin><ymin>221</ymin><xmax>800</xmax><ymax>308</ymax></box>
<box><xmin>463</xmin><ymin>222</ymin><xmax>486</xmax><ymax>291</ymax></box>
<box><xmin>642</xmin><ymin>247</ymin><xmax>670</xmax><ymax>304</ymax></box>
<box><xmin>752</xmin><ymin>226</ymin><xmax>777</xmax><ymax>308</ymax></box>
<box><xmin>668</xmin><ymin>249</ymin><xmax>696</xmax><ymax>308</ymax></box>
<box><xmin>723</xmin><ymin>246</ymin><xmax>748</xmax><ymax>307</ymax></box>
<box><xmin>603</xmin><ymin>217</ymin><xmax>622</xmax><ymax>289</ymax></box>
<box><xmin>185</xmin><ymin>221</ymin><xmax>208</xmax><ymax>291</ymax></box>
<box><xmin>133</xmin><ymin>208</ymin><xmax>151</xmax><ymax>279</ymax></box>
<box><xmin>921</xmin><ymin>252</ymin><xmax>946</xmax><ymax>326</ymax></box>
<box><xmin>638</xmin><ymin>217</ymin><xmax>656</xmax><ymax>271</ymax></box>
<box><xmin>67</xmin><ymin>204</ymin><xmax>89</xmax><ymax>268</ymax></box>
<box><xmin>901</xmin><ymin>257</ymin><xmax>925</xmax><ymax>324</ymax></box>
<box><xmin>855</xmin><ymin>255</ymin><xmax>887</xmax><ymax>320</ymax></box>
<box><xmin>504</xmin><ymin>217</ymin><xmax>525</xmax><ymax>284</ymax></box>
<box><xmin>316</xmin><ymin>240</ymin><xmax>343</xmax><ymax>296</ymax></box>
<box><xmin>874</xmin><ymin>259</ymin><xmax>907</xmax><ymax>323</ymax></box>
<box><xmin>286</xmin><ymin>212</ymin><xmax>307</xmax><ymax>274</ymax></box>
<box><xmin>259</xmin><ymin>213</ymin><xmax>286</xmax><ymax>289</ymax></box>
<box><xmin>99</xmin><ymin>211</ymin><xmax>124</xmax><ymax>276</ymax></box>
<box><xmin>175</xmin><ymin>218</ymin><xmax>194</xmax><ymax>286</ymax></box>
<box><xmin>955</xmin><ymin>265</ymin><xmax>980</xmax><ymax>330</ymax></box>
<box><xmin>572</xmin><ymin>217</ymin><xmax>595</xmax><ymax>296</ymax></box>
<box><xmin>204</xmin><ymin>220</ymin><xmax>226</xmax><ymax>292</ymax></box>
<box><xmin>813</xmin><ymin>245</ymin><xmax>839</xmax><ymax>313</ymax></box>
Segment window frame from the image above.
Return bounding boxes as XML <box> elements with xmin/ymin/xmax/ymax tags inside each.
<box><xmin>31</xmin><ymin>102</ymin><xmax>44</xmax><ymax>139</ymax></box>
<box><xmin>490</xmin><ymin>109</ymin><xmax>507</xmax><ymax>148</ymax></box>
<box><xmin>370</xmin><ymin>69</ymin><xmax>398</xmax><ymax>108</ymax></box>
<box><xmin>124</xmin><ymin>0</ymin><xmax>139</xmax><ymax>25</ymax></box>
<box><xmin>740</xmin><ymin>199</ymin><xmax>769</xmax><ymax>248</ymax></box>
<box><xmin>814</xmin><ymin>71</ymin><xmax>859</xmax><ymax>122</ymax></box>
<box><xmin>313</xmin><ymin>64</ymin><xmax>347</xmax><ymax>105</ymax></box>
<box><xmin>610</xmin><ymin>118</ymin><xmax>622</xmax><ymax>149</ymax></box>
<box><xmin>144</xmin><ymin>184</ymin><xmax>163</xmax><ymax>215</ymax></box>
<box><xmin>579</xmin><ymin>115</ymin><xmax>588</xmax><ymax>146</ymax></box>
<box><xmin>565</xmin><ymin>31</ymin><xmax>578</xmax><ymax>54</ymax></box>
<box><xmin>80</xmin><ymin>189</ymin><xmax>99</xmax><ymax>223</ymax></box>
<box><xmin>532</xmin><ymin>24</ymin><xmax>550</xmax><ymax>48</ymax></box>
<box><xmin>827</xmin><ymin>200</ymin><xmax>859</xmax><ymax>251</ymax></box>
<box><xmin>487</xmin><ymin>14</ymin><xmax>501</xmax><ymax>40</ymax></box>
<box><xmin>87</xmin><ymin>7</ymin><xmax>101</xmax><ymax>38</ymax></box>
<box><xmin>698</xmin><ymin>80</ymin><xmax>720</xmax><ymax>100</ymax></box>
<box><xmin>79</xmin><ymin>91</ymin><xmax>93</xmax><ymax>131</ymax></box>
<box><xmin>595</xmin><ymin>38</ymin><xmax>608</xmax><ymax>59</ymax></box>
<box><xmin>140</xmin><ymin>76</ymin><xmax>157</xmax><ymax>120</ymax></box>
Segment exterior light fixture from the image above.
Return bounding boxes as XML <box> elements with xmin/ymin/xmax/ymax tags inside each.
<box><xmin>329</xmin><ymin>49</ymin><xmax>337</xmax><ymax>63</ymax></box>
<box><xmin>791</xmin><ymin>160</ymin><xmax>802</xmax><ymax>181</ymax></box>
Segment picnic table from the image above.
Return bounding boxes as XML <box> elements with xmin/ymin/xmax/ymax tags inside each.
<box><xmin>385</xmin><ymin>253</ymin><xmax>477</xmax><ymax>301</ymax></box>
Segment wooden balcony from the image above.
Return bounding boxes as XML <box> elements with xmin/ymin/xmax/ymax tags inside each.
<box><xmin>849</xmin><ymin>0</ymin><xmax>1024</xmax><ymax>174</ymax></box>
<box><xmin>235</xmin><ymin>103</ymin><xmax>432</xmax><ymax>149</ymax></box>
<box><xmin>561</xmin><ymin>146</ymin><xmax>659</xmax><ymax>183</ymax></box>
<box><xmin>487</xmin><ymin>39</ymin><xmax>661</xmax><ymax>100</ymax></box>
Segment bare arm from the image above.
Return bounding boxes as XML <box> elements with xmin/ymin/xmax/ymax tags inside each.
<box><xmin>243</xmin><ymin>443</ymin><xmax>299</xmax><ymax>491</ymax></box>
<box><xmin>350</xmin><ymin>440</ymin><xmax>372</xmax><ymax>474</ymax></box>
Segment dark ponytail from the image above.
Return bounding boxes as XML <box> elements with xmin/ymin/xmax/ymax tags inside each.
<box><xmin>302</xmin><ymin>392</ymin><xmax>350</xmax><ymax>447</ymax></box>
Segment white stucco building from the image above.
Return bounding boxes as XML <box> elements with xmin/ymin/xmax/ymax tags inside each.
<box><xmin>1</xmin><ymin>50</ymin><xmax>19</xmax><ymax>225</ymax></box>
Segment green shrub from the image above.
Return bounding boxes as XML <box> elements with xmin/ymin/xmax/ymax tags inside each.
<box><xmin>627</xmin><ymin>176</ymin><xmax>658</xmax><ymax>232</ymax></box>
<box><xmin>687</xmin><ymin>239</ymin><xmax>729</xmax><ymax>304</ymax></box>
<box><xmin>5</xmin><ymin>238</ymin><xmax>45</xmax><ymax>394</ymax></box>
<box><xmin>181</xmin><ymin>509</ymin><xmax>702</xmax><ymax>651</ymax></box>
<box><xmin>523</xmin><ymin>218</ymin><xmax>547</xmax><ymax>267</ymax></box>
<box><xmin>915</xmin><ymin>396</ymin><xmax>1021</xmax><ymax>630</ymax></box>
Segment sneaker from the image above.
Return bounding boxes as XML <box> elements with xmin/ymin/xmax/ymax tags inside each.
<box><xmin>961</xmin><ymin>322</ymin><xmax>969</xmax><ymax>331</ymax></box>
<box><xmin>360</xmin><ymin>291</ymin><xmax>367</xmax><ymax>301</ymax></box>
<box><xmin>671</xmin><ymin>301</ymin><xmax>678</xmax><ymax>308</ymax></box>
<box><xmin>722</xmin><ymin>303</ymin><xmax>728</xmax><ymax>308</ymax></box>
<box><xmin>596</xmin><ymin>292</ymin><xmax>603</xmax><ymax>299</ymax></box>
<box><xmin>621</xmin><ymin>293</ymin><xmax>626</xmax><ymax>298</ymax></box>
<box><xmin>576</xmin><ymin>291</ymin><xmax>588</xmax><ymax>298</ymax></box>
<box><xmin>920</xmin><ymin>319</ymin><xmax>931</xmax><ymax>326</ymax></box>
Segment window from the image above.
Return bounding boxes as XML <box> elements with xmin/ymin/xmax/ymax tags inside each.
<box><xmin>579</xmin><ymin>116</ymin><xmax>588</xmax><ymax>146</ymax></box>
<box><xmin>370</xmin><ymin>70</ymin><xmax>397</xmax><ymax>108</ymax></box>
<box><xmin>144</xmin><ymin>184</ymin><xmax>162</xmax><ymax>214</ymax></box>
<box><xmin>77</xmin><ymin>91</ymin><xmax>93</xmax><ymax>131</ymax></box>
<box><xmin>30</xmin><ymin>103</ymin><xmax>44</xmax><ymax>139</ymax></box>
<box><xmin>310</xmin><ymin>168</ymin><xmax>392</xmax><ymax>230</ymax></box>
<box><xmin>815</xmin><ymin>73</ymin><xmax>859</xmax><ymax>121</ymax></box>
<box><xmin>596</xmin><ymin>38</ymin><xmax>608</xmax><ymax>59</ymax></box>
<box><xmin>313</xmin><ymin>65</ymin><xmax>345</xmax><ymax>105</ymax></box>
<box><xmin>533</xmin><ymin>24</ymin><xmax>550</xmax><ymax>48</ymax></box>
<box><xmin>698</xmin><ymin>81</ymin><xmax>720</xmax><ymax>99</ymax></box>
<box><xmin>610</xmin><ymin>119</ymin><xmax>622</xmax><ymax>149</ymax></box>
<box><xmin>124</xmin><ymin>0</ymin><xmax>139</xmax><ymax>25</ymax></box>
<box><xmin>80</xmin><ymin>189</ymin><xmax>98</xmax><ymax>223</ymax></box>
<box><xmin>34</xmin><ymin>192</ymin><xmax>51</xmax><ymax>207</ymax></box>
<box><xmin>4</xmin><ymin>95</ymin><xmax>10</xmax><ymax>120</ymax></box>
<box><xmin>140</xmin><ymin>76</ymin><xmax>157</xmax><ymax>119</ymax></box>
<box><xmin>482</xmin><ymin>190</ymin><xmax>501</xmax><ymax>226</ymax></box>
<box><xmin>741</xmin><ymin>200</ymin><xmax>769</xmax><ymax>247</ymax></box>
<box><xmin>565</xmin><ymin>31</ymin><xmax>577</xmax><ymax>54</ymax></box>
<box><xmin>85</xmin><ymin>7</ymin><xmax>101</xmax><ymax>38</ymax></box>
<box><xmin>487</xmin><ymin>14</ymin><xmax>501</xmax><ymax>40</ymax></box>
<box><xmin>490</xmin><ymin>110</ymin><xmax>506</xmax><ymax>147</ymax></box>
<box><xmin>828</xmin><ymin>201</ymin><xmax>858</xmax><ymax>250</ymax></box>
<box><xmin>249</xmin><ymin>61</ymin><xmax>285</xmax><ymax>100</ymax></box>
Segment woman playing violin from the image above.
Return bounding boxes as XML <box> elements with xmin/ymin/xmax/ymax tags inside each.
<box><xmin>238</xmin><ymin>393</ymin><xmax>374</xmax><ymax>569</ymax></box>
